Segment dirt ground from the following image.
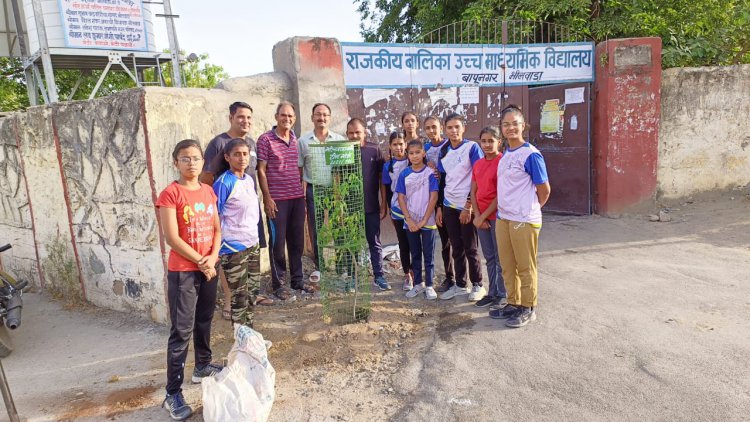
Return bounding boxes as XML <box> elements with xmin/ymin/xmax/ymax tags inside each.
<box><xmin>2</xmin><ymin>190</ymin><xmax>749</xmax><ymax>421</ymax></box>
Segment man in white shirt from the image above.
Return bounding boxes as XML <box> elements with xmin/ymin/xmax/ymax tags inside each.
<box><xmin>297</xmin><ymin>103</ymin><xmax>346</xmax><ymax>283</ymax></box>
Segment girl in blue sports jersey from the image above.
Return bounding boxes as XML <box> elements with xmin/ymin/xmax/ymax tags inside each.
<box><xmin>436</xmin><ymin>113</ymin><xmax>486</xmax><ymax>302</ymax></box>
<box><xmin>397</xmin><ymin>140</ymin><xmax>440</xmax><ymax>300</ymax></box>
<box><xmin>382</xmin><ymin>131</ymin><xmax>413</xmax><ymax>290</ymax></box>
<box><xmin>211</xmin><ymin>138</ymin><xmax>261</xmax><ymax>328</ymax></box>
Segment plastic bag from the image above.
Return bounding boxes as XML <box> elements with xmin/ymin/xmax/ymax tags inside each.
<box><xmin>202</xmin><ymin>324</ymin><xmax>275</xmax><ymax>422</ymax></box>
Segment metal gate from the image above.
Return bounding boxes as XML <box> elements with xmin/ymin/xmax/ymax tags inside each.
<box><xmin>344</xmin><ymin>20</ymin><xmax>594</xmax><ymax>214</ymax></box>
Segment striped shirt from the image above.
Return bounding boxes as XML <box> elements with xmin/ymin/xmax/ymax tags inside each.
<box><xmin>256</xmin><ymin>128</ymin><xmax>304</xmax><ymax>201</ymax></box>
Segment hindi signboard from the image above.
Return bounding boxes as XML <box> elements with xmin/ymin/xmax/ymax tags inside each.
<box><xmin>59</xmin><ymin>0</ymin><xmax>148</xmax><ymax>50</ymax></box>
<box><xmin>341</xmin><ymin>42</ymin><xmax>595</xmax><ymax>88</ymax></box>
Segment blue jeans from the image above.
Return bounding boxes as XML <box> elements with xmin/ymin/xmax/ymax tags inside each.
<box><xmin>406</xmin><ymin>229</ymin><xmax>436</xmax><ymax>287</ymax></box>
<box><xmin>477</xmin><ymin>219</ymin><xmax>506</xmax><ymax>298</ymax></box>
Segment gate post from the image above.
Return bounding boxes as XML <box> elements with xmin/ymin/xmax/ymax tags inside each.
<box><xmin>272</xmin><ymin>37</ymin><xmax>350</xmax><ymax>135</ymax></box>
<box><xmin>592</xmin><ymin>37</ymin><xmax>662</xmax><ymax>215</ymax></box>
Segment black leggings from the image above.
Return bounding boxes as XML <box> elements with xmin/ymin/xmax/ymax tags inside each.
<box><xmin>391</xmin><ymin>218</ymin><xmax>412</xmax><ymax>274</ymax></box>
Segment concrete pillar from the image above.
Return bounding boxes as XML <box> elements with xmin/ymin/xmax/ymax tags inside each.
<box><xmin>592</xmin><ymin>37</ymin><xmax>662</xmax><ymax>215</ymax></box>
<box><xmin>272</xmin><ymin>37</ymin><xmax>349</xmax><ymax>135</ymax></box>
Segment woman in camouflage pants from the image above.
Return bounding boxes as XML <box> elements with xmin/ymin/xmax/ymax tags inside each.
<box><xmin>211</xmin><ymin>138</ymin><xmax>262</xmax><ymax>327</ymax></box>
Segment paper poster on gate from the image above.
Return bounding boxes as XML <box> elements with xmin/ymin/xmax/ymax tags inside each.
<box><xmin>540</xmin><ymin>99</ymin><xmax>564</xmax><ymax>135</ymax></box>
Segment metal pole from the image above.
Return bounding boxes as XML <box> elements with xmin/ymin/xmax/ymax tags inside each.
<box><xmin>30</xmin><ymin>0</ymin><xmax>58</xmax><ymax>103</ymax></box>
<box><xmin>9</xmin><ymin>0</ymin><xmax>38</xmax><ymax>105</ymax></box>
<box><xmin>161</xmin><ymin>0</ymin><xmax>182</xmax><ymax>87</ymax></box>
<box><xmin>0</xmin><ymin>360</ymin><xmax>20</xmax><ymax>422</ymax></box>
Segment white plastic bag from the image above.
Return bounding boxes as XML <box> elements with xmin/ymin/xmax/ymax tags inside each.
<box><xmin>202</xmin><ymin>324</ymin><xmax>275</xmax><ymax>422</ymax></box>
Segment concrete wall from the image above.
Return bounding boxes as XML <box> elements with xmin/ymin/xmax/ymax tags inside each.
<box><xmin>0</xmin><ymin>72</ymin><xmax>292</xmax><ymax>323</ymax></box>
<box><xmin>658</xmin><ymin>65</ymin><xmax>750</xmax><ymax>198</ymax></box>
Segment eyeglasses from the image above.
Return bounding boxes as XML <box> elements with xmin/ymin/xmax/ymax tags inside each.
<box><xmin>313</xmin><ymin>113</ymin><xmax>331</xmax><ymax>118</ymax></box>
<box><xmin>502</xmin><ymin>121</ymin><xmax>523</xmax><ymax>128</ymax></box>
<box><xmin>178</xmin><ymin>157</ymin><xmax>203</xmax><ymax>164</ymax></box>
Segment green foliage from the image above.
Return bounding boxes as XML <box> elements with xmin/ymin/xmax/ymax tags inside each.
<box><xmin>0</xmin><ymin>52</ymin><xmax>229</xmax><ymax>112</ymax></box>
<box><xmin>43</xmin><ymin>234</ymin><xmax>84</xmax><ymax>306</ymax></box>
<box><xmin>355</xmin><ymin>0</ymin><xmax>750</xmax><ymax>68</ymax></box>
<box><xmin>315</xmin><ymin>171</ymin><xmax>366</xmax><ymax>260</ymax></box>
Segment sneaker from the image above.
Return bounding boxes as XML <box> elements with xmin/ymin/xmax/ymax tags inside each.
<box><xmin>424</xmin><ymin>286</ymin><xmax>437</xmax><ymax>300</ymax></box>
<box><xmin>373</xmin><ymin>276</ymin><xmax>392</xmax><ymax>291</ymax></box>
<box><xmin>489</xmin><ymin>304</ymin><xmax>521</xmax><ymax>319</ymax></box>
<box><xmin>435</xmin><ymin>278</ymin><xmax>455</xmax><ymax>293</ymax></box>
<box><xmin>468</xmin><ymin>285</ymin><xmax>487</xmax><ymax>302</ymax></box>
<box><xmin>405</xmin><ymin>283</ymin><xmax>426</xmax><ymax>298</ymax></box>
<box><xmin>402</xmin><ymin>273</ymin><xmax>414</xmax><ymax>291</ymax></box>
<box><xmin>439</xmin><ymin>284</ymin><xmax>470</xmax><ymax>300</ymax></box>
<box><xmin>163</xmin><ymin>392</ymin><xmax>192</xmax><ymax>421</ymax></box>
<box><xmin>489</xmin><ymin>297</ymin><xmax>509</xmax><ymax>310</ymax></box>
<box><xmin>506</xmin><ymin>307</ymin><xmax>537</xmax><ymax>328</ymax></box>
<box><xmin>474</xmin><ymin>295</ymin><xmax>497</xmax><ymax>308</ymax></box>
<box><xmin>191</xmin><ymin>362</ymin><xmax>223</xmax><ymax>383</ymax></box>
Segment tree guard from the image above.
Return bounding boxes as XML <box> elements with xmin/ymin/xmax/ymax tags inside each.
<box><xmin>309</xmin><ymin>141</ymin><xmax>371</xmax><ymax>324</ymax></box>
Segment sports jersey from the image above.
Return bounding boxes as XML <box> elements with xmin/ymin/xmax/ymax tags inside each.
<box><xmin>212</xmin><ymin>171</ymin><xmax>260</xmax><ymax>255</ymax></box>
<box><xmin>496</xmin><ymin>142</ymin><xmax>549</xmax><ymax>225</ymax></box>
<box><xmin>395</xmin><ymin>166</ymin><xmax>439</xmax><ymax>230</ymax></box>
<box><xmin>437</xmin><ymin>139</ymin><xmax>484</xmax><ymax>210</ymax></box>
<box><xmin>382</xmin><ymin>157</ymin><xmax>410</xmax><ymax>219</ymax></box>
<box><xmin>424</xmin><ymin>138</ymin><xmax>448</xmax><ymax>167</ymax></box>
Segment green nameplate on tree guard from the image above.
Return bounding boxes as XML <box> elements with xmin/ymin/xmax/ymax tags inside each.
<box><xmin>324</xmin><ymin>143</ymin><xmax>356</xmax><ymax>166</ymax></box>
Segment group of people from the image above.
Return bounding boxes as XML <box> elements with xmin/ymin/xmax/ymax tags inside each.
<box><xmin>154</xmin><ymin>100</ymin><xmax>550</xmax><ymax>420</ymax></box>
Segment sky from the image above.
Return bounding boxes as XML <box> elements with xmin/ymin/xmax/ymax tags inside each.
<box><xmin>151</xmin><ymin>0</ymin><xmax>365</xmax><ymax>78</ymax></box>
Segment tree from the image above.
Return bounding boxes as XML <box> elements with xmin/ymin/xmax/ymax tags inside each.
<box><xmin>355</xmin><ymin>0</ymin><xmax>750</xmax><ymax>68</ymax></box>
<box><xmin>0</xmin><ymin>52</ymin><xmax>229</xmax><ymax>112</ymax></box>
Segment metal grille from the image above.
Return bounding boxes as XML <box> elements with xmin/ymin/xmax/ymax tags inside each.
<box><xmin>309</xmin><ymin>141</ymin><xmax>371</xmax><ymax>325</ymax></box>
<box><xmin>414</xmin><ymin>20</ymin><xmax>591</xmax><ymax>45</ymax></box>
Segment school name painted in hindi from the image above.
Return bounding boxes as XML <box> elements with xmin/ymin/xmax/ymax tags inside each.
<box><xmin>341</xmin><ymin>42</ymin><xmax>594</xmax><ymax>88</ymax></box>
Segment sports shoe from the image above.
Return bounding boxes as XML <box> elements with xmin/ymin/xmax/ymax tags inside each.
<box><xmin>506</xmin><ymin>307</ymin><xmax>537</xmax><ymax>328</ymax></box>
<box><xmin>163</xmin><ymin>392</ymin><xmax>192</xmax><ymax>421</ymax></box>
<box><xmin>474</xmin><ymin>295</ymin><xmax>497</xmax><ymax>307</ymax></box>
<box><xmin>468</xmin><ymin>285</ymin><xmax>487</xmax><ymax>302</ymax></box>
<box><xmin>191</xmin><ymin>362</ymin><xmax>223</xmax><ymax>383</ymax></box>
<box><xmin>406</xmin><ymin>283</ymin><xmax>426</xmax><ymax>298</ymax></box>
<box><xmin>424</xmin><ymin>286</ymin><xmax>437</xmax><ymax>300</ymax></box>
<box><xmin>435</xmin><ymin>278</ymin><xmax>455</xmax><ymax>293</ymax></box>
<box><xmin>489</xmin><ymin>304</ymin><xmax>521</xmax><ymax>319</ymax></box>
<box><xmin>489</xmin><ymin>297</ymin><xmax>509</xmax><ymax>310</ymax></box>
<box><xmin>439</xmin><ymin>284</ymin><xmax>470</xmax><ymax>300</ymax></box>
<box><xmin>402</xmin><ymin>273</ymin><xmax>414</xmax><ymax>291</ymax></box>
<box><xmin>373</xmin><ymin>276</ymin><xmax>392</xmax><ymax>291</ymax></box>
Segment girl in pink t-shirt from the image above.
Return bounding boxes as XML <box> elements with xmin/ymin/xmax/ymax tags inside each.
<box><xmin>156</xmin><ymin>139</ymin><xmax>222</xmax><ymax>420</ymax></box>
<box><xmin>470</xmin><ymin>126</ymin><xmax>507</xmax><ymax>309</ymax></box>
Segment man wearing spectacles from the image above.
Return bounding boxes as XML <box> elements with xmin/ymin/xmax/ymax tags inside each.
<box><xmin>297</xmin><ymin>103</ymin><xmax>346</xmax><ymax>284</ymax></box>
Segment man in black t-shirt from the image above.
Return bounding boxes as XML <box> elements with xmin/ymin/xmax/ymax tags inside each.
<box><xmin>347</xmin><ymin>117</ymin><xmax>391</xmax><ymax>291</ymax></box>
<box><xmin>200</xmin><ymin>102</ymin><xmax>270</xmax><ymax>313</ymax></box>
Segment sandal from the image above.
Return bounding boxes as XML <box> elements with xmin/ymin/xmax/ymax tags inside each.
<box><xmin>273</xmin><ymin>287</ymin><xmax>296</xmax><ymax>302</ymax></box>
<box><xmin>222</xmin><ymin>308</ymin><xmax>231</xmax><ymax>321</ymax></box>
<box><xmin>256</xmin><ymin>295</ymin><xmax>274</xmax><ymax>306</ymax></box>
<box><xmin>293</xmin><ymin>282</ymin><xmax>317</xmax><ymax>294</ymax></box>
<box><xmin>309</xmin><ymin>270</ymin><xmax>321</xmax><ymax>284</ymax></box>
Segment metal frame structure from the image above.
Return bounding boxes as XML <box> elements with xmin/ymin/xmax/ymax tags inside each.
<box><xmin>6</xmin><ymin>0</ymin><xmax>184</xmax><ymax>105</ymax></box>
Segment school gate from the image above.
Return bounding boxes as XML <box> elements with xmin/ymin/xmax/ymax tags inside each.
<box><xmin>344</xmin><ymin>20</ymin><xmax>595</xmax><ymax>215</ymax></box>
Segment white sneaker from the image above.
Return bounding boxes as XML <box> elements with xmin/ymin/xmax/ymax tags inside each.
<box><xmin>406</xmin><ymin>283</ymin><xmax>426</xmax><ymax>298</ymax></box>
<box><xmin>439</xmin><ymin>284</ymin><xmax>470</xmax><ymax>300</ymax></box>
<box><xmin>468</xmin><ymin>285</ymin><xmax>487</xmax><ymax>302</ymax></box>
<box><xmin>424</xmin><ymin>286</ymin><xmax>437</xmax><ymax>300</ymax></box>
<box><xmin>402</xmin><ymin>273</ymin><xmax>413</xmax><ymax>291</ymax></box>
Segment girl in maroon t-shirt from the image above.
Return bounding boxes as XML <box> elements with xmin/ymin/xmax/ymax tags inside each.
<box><xmin>155</xmin><ymin>139</ymin><xmax>223</xmax><ymax>420</ymax></box>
